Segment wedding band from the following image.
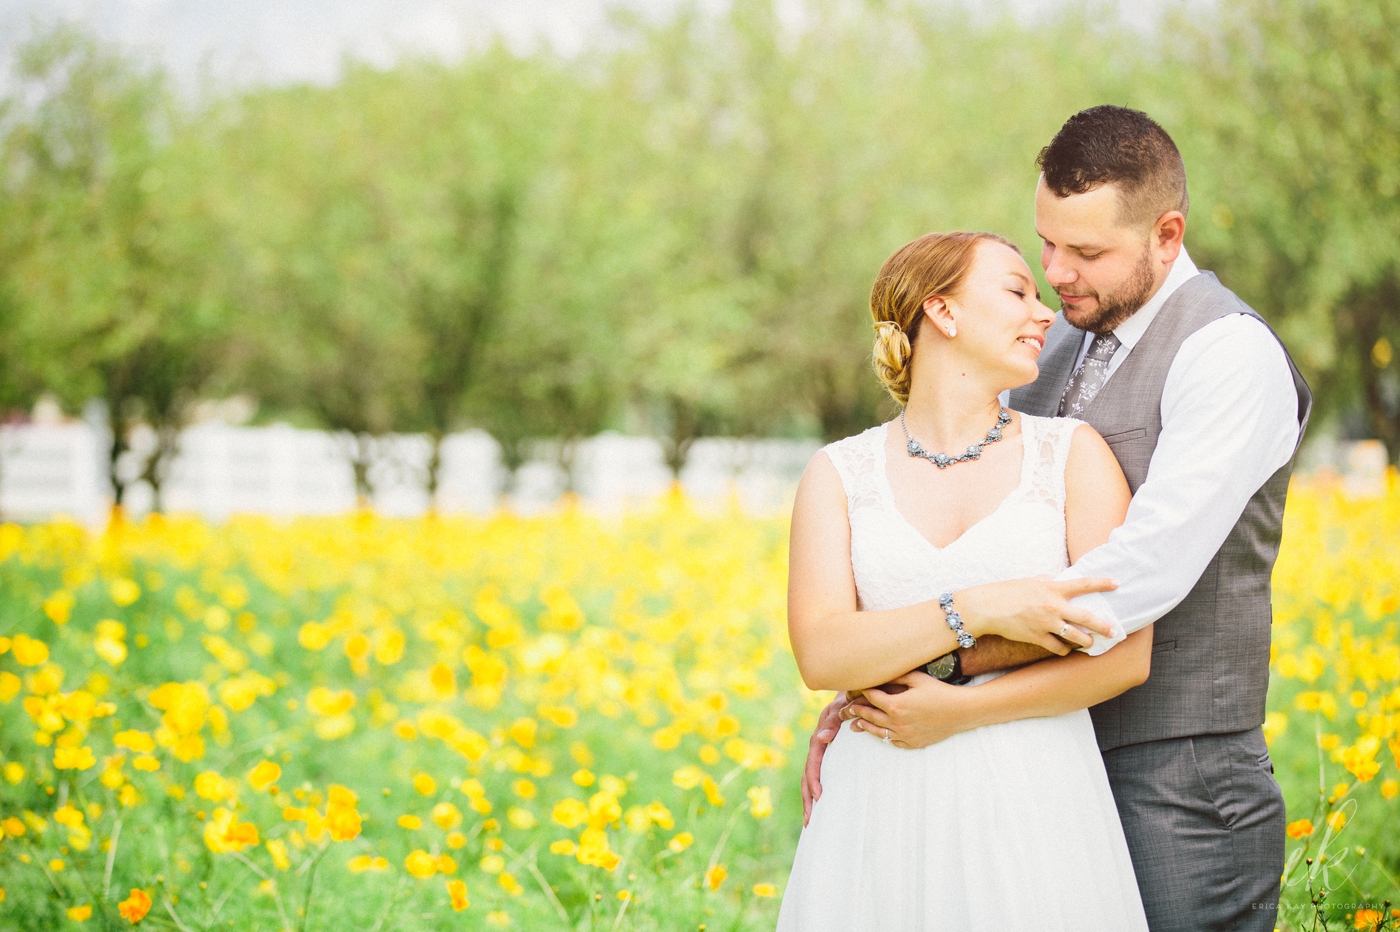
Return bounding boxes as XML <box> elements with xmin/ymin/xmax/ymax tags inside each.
<box><xmin>1059</xmin><ymin>624</ymin><xmax>1070</xmax><ymax>638</ymax></box>
<box><xmin>883</xmin><ymin>728</ymin><xmax>891</xmax><ymax>743</ymax></box>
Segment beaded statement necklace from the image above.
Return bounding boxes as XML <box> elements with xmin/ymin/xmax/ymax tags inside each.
<box><xmin>900</xmin><ymin>408</ymin><xmax>1012</xmax><ymax>469</ymax></box>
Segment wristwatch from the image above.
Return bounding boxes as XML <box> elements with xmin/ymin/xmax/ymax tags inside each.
<box><xmin>924</xmin><ymin>650</ymin><xmax>971</xmax><ymax>685</ymax></box>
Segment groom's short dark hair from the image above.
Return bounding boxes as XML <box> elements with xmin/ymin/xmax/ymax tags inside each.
<box><xmin>1037</xmin><ymin>105</ymin><xmax>1189</xmax><ymax>229</ymax></box>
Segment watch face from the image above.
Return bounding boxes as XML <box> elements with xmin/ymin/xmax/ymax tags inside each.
<box><xmin>926</xmin><ymin>653</ymin><xmax>956</xmax><ymax>680</ymax></box>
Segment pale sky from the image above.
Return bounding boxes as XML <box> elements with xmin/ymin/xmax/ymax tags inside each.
<box><xmin>0</xmin><ymin>0</ymin><xmax>1171</xmax><ymax>90</ymax></box>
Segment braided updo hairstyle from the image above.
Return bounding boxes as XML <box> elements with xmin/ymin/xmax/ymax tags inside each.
<box><xmin>869</xmin><ymin>231</ymin><xmax>1019</xmax><ymax>405</ymax></box>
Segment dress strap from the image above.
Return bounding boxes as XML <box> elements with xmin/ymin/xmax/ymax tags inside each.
<box><xmin>821</xmin><ymin>425</ymin><xmax>887</xmax><ymax>518</ymax></box>
<box><xmin>1022</xmin><ymin>415</ymin><xmax>1082</xmax><ymax>513</ymax></box>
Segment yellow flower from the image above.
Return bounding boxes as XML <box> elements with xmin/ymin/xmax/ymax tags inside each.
<box><xmin>194</xmin><ymin>771</ymin><xmax>234</xmax><ymax>802</ymax></box>
<box><xmin>43</xmin><ymin>590</ymin><xmax>76</xmax><ymax>624</ymax></box>
<box><xmin>549</xmin><ymin>839</ymin><xmax>577</xmax><ymax>855</ymax></box>
<box><xmin>54</xmin><ymin>746</ymin><xmax>96</xmax><ymax>771</ymax></box>
<box><xmin>66</xmin><ymin>904</ymin><xmax>92</xmax><ymax>921</ymax></box>
<box><xmin>347</xmin><ymin>854</ymin><xmax>389</xmax><ymax>873</ymax></box>
<box><xmin>306</xmin><ymin>687</ymin><xmax>355</xmax><ymax>717</ymax></box>
<box><xmin>704</xmin><ymin>865</ymin><xmax>727</xmax><ymax>892</ymax></box>
<box><xmin>446</xmin><ymin>878</ymin><xmax>469</xmax><ymax>911</ymax></box>
<box><xmin>431</xmin><ymin>801</ymin><xmax>462</xmax><ymax>829</ymax></box>
<box><xmin>115</xmin><ymin>730</ymin><xmax>156</xmax><ymax>753</ymax></box>
<box><xmin>267</xmin><ymin>839</ymin><xmax>291</xmax><ymax>871</ymax></box>
<box><xmin>668</xmin><ymin>831</ymin><xmax>694</xmax><ymax>853</ymax></box>
<box><xmin>552</xmin><ymin>799</ymin><xmax>588</xmax><ymax>828</ymax></box>
<box><xmin>1286</xmin><ymin>819</ymin><xmax>1314</xmax><ymax>839</ymax></box>
<box><xmin>118</xmin><ymin>888</ymin><xmax>152</xmax><ymax>922</ymax></box>
<box><xmin>747</xmin><ymin>785</ymin><xmax>773</xmax><ymax>819</ymax></box>
<box><xmin>1342</xmin><ymin>737</ymin><xmax>1382</xmax><ymax>783</ymax></box>
<box><xmin>53</xmin><ymin>805</ymin><xmax>83</xmax><ymax>827</ymax></box>
<box><xmin>11</xmin><ymin>633</ymin><xmax>49</xmax><ymax>666</ymax></box>
<box><xmin>325</xmin><ymin>785</ymin><xmax>362</xmax><ymax>841</ymax></box>
<box><xmin>405</xmin><ymin>849</ymin><xmax>438</xmax><ymax>879</ymax></box>
<box><xmin>412</xmin><ymin>772</ymin><xmax>436</xmax><ymax>796</ymax></box>
<box><xmin>498</xmin><ymin>872</ymin><xmax>523</xmax><ymax>896</ymax></box>
<box><xmin>479</xmin><ymin>854</ymin><xmax>505</xmax><ymax>874</ymax></box>
<box><xmin>485</xmin><ymin>912</ymin><xmax>511</xmax><ymax>928</ymax></box>
<box><xmin>247</xmin><ymin>760</ymin><xmax>281</xmax><ymax>792</ymax></box>
<box><xmin>507</xmin><ymin>718</ymin><xmax>537</xmax><ymax>748</ymax></box>
<box><xmin>753</xmin><ymin>883</ymin><xmax>777</xmax><ymax>897</ymax></box>
<box><xmin>109</xmin><ymin>578</ymin><xmax>142</xmax><ymax>606</ymax></box>
<box><xmin>203</xmin><ymin>808</ymin><xmax>259</xmax><ymax>853</ymax></box>
<box><xmin>672</xmin><ymin>766</ymin><xmax>704</xmax><ymax>790</ymax></box>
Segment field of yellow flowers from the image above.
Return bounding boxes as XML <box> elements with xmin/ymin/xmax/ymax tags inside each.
<box><xmin>0</xmin><ymin>478</ymin><xmax>1398</xmax><ymax>931</ymax></box>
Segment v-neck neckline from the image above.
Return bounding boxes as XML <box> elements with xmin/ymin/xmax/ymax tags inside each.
<box><xmin>877</xmin><ymin>416</ymin><xmax>1035</xmax><ymax>553</ymax></box>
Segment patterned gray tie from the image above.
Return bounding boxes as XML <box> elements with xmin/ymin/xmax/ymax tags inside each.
<box><xmin>1057</xmin><ymin>332</ymin><xmax>1122</xmax><ymax>417</ymax></box>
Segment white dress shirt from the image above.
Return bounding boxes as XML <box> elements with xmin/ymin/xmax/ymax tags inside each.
<box><xmin>1055</xmin><ymin>247</ymin><xmax>1302</xmax><ymax>654</ymax></box>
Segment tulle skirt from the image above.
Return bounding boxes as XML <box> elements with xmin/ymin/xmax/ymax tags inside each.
<box><xmin>777</xmin><ymin>705</ymin><xmax>1148</xmax><ymax>931</ymax></box>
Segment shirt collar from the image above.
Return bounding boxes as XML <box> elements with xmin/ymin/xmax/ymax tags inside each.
<box><xmin>1110</xmin><ymin>246</ymin><xmax>1199</xmax><ymax>350</ymax></box>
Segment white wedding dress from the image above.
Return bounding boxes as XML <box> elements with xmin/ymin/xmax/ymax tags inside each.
<box><xmin>777</xmin><ymin>415</ymin><xmax>1148</xmax><ymax>932</ymax></box>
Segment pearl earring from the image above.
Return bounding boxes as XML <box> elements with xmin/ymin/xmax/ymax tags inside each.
<box><xmin>947</xmin><ymin>327</ymin><xmax>957</xmax><ymax>337</ymax></box>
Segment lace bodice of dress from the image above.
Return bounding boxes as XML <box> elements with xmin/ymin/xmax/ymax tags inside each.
<box><xmin>822</xmin><ymin>414</ymin><xmax>1080</xmax><ymax>613</ymax></box>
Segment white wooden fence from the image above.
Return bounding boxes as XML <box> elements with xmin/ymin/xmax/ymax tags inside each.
<box><xmin>0</xmin><ymin>422</ymin><xmax>822</xmax><ymax>523</ymax></box>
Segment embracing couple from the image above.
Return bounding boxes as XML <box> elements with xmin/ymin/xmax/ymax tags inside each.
<box><xmin>778</xmin><ymin>105</ymin><xmax>1313</xmax><ymax>931</ymax></box>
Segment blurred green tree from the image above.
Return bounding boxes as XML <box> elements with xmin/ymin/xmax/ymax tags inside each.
<box><xmin>1170</xmin><ymin>0</ymin><xmax>1400</xmax><ymax>461</ymax></box>
<box><xmin>2</xmin><ymin>26</ymin><xmax>236</xmax><ymax>510</ymax></box>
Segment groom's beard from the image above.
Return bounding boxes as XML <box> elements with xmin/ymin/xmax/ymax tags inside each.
<box><xmin>1057</xmin><ymin>242</ymin><xmax>1156</xmax><ymax>334</ymax></box>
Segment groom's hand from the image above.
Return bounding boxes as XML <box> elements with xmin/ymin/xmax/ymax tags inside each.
<box><xmin>958</xmin><ymin>575</ymin><xmax>1120</xmax><ymax>654</ymax></box>
<box><xmin>801</xmin><ymin>692</ymin><xmax>848</xmax><ymax>826</ymax></box>
<box><xmin>843</xmin><ymin>671</ymin><xmax>969</xmax><ymax>749</ymax></box>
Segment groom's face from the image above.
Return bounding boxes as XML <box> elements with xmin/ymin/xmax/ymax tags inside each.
<box><xmin>1034</xmin><ymin>177</ymin><xmax>1161</xmax><ymax>334</ymax></box>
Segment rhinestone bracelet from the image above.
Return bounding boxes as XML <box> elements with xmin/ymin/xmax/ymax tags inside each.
<box><xmin>939</xmin><ymin>592</ymin><xmax>976</xmax><ymax>649</ymax></box>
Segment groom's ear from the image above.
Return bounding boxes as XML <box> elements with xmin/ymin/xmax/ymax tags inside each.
<box><xmin>1152</xmin><ymin>210</ymin><xmax>1187</xmax><ymax>261</ymax></box>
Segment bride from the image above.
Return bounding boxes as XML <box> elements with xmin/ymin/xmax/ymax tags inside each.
<box><xmin>779</xmin><ymin>231</ymin><xmax>1151</xmax><ymax>930</ymax></box>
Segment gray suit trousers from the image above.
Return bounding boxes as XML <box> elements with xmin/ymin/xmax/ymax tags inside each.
<box><xmin>1102</xmin><ymin>727</ymin><xmax>1286</xmax><ymax>932</ymax></box>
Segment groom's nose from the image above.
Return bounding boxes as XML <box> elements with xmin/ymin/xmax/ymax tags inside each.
<box><xmin>1042</xmin><ymin>247</ymin><xmax>1078</xmax><ymax>288</ymax></box>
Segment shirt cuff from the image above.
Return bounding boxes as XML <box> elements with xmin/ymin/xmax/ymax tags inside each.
<box><xmin>1069</xmin><ymin>590</ymin><xmax>1126</xmax><ymax>656</ymax></box>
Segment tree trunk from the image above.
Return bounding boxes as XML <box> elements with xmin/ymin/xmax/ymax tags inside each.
<box><xmin>1347</xmin><ymin>274</ymin><xmax>1400</xmax><ymax>467</ymax></box>
<box><xmin>663</xmin><ymin>398</ymin><xmax>698</xmax><ymax>479</ymax></box>
<box><xmin>425</xmin><ymin>431</ymin><xmax>443</xmax><ymax>513</ymax></box>
<box><xmin>138</xmin><ymin>423</ymin><xmax>182</xmax><ymax>514</ymax></box>
<box><xmin>107</xmin><ymin>411</ymin><xmax>133</xmax><ymax>508</ymax></box>
<box><xmin>341</xmin><ymin>433</ymin><xmax>376</xmax><ymax>506</ymax></box>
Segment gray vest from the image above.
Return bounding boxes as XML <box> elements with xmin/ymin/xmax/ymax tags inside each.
<box><xmin>1010</xmin><ymin>272</ymin><xmax>1312</xmax><ymax>751</ymax></box>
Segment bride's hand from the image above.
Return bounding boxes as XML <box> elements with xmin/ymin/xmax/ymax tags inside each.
<box><xmin>842</xmin><ymin>670</ymin><xmax>970</xmax><ymax>749</ymax></box>
<box><xmin>956</xmin><ymin>575</ymin><xmax>1121</xmax><ymax>654</ymax></box>
<box><xmin>802</xmin><ymin>692</ymin><xmax>849</xmax><ymax>826</ymax></box>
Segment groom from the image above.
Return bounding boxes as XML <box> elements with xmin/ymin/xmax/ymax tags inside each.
<box><xmin>802</xmin><ymin>106</ymin><xmax>1312</xmax><ymax>932</ymax></box>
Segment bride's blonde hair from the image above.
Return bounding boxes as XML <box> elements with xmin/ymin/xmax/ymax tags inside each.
<box><xmin>870</xmin><ymin>231</ymin><xmax>1019</xmax><ymax>405</ymax></box>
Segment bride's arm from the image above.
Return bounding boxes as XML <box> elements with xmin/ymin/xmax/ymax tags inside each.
<box><xmin>787</xmin><ymin>448</ymin><xmax>1117</xmax><ymax>693</ymax></box>
<box><xmin>846</xmin><ymin>424</ymin><xmax>1150</xmax><ymax>745</ymax></box>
